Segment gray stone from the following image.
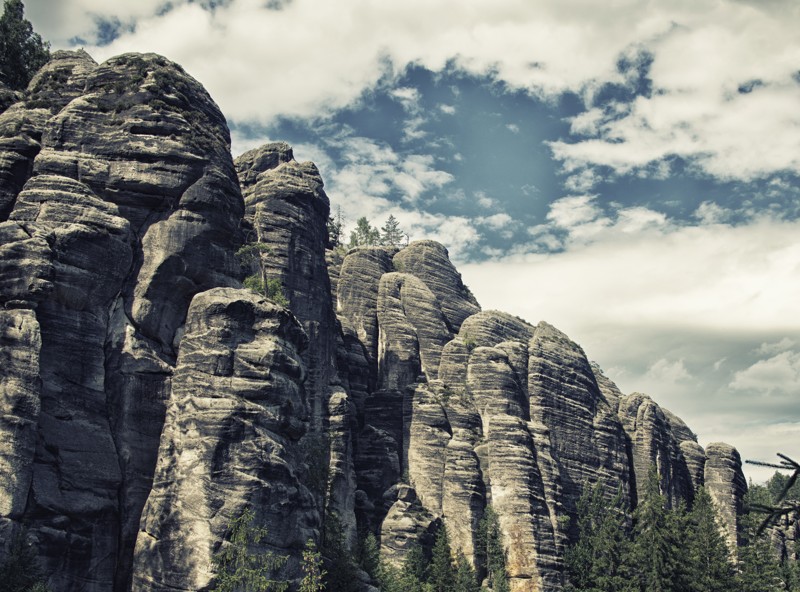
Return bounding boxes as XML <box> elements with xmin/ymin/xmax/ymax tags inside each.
<box><xmin>705</xmin><ymin>442</ymin><xmax>746</xmax><ymax>555</ymax></box>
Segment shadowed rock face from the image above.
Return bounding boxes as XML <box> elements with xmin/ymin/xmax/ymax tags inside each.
<box><xmin>0</xmin><ymin>51</ymin><xmax>242</xmax><ymax>591</ymax></box>
<box><xmin>0</xmin><ymin>52</ymin><xmax>749</xmax><ymax>592</ymax></box>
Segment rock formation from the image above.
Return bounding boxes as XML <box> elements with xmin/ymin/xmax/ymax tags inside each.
<box><xmin>0</xmin><ymin>50</ymin><xmax>749</xmax><ymax>592</ymax></box>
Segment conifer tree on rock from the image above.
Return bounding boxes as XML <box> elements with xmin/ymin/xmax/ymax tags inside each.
<box><xmin>348</xmin><ymin>216</ymin><xmax>381</xmax><ymax>248</ymax></box>
<box><xmin>380</xmin><ymin>214</ymin><xmax>405</xmax><ymax>247</ymax></box>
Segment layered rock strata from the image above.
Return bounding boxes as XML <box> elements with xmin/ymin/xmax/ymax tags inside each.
<box><xmin>0</xmin><ymin>50</ymin><xmax>750</xmax><ymax>592</ymax></box>
<box><xmin>133</xmin><ymin>288</ymin><xmax>315</xmax><ymax>591</ymax></box>
<box><xmin>0</xmin><ymin>51</ymin><xmax>242</xmax><ymax>591</ymax></box>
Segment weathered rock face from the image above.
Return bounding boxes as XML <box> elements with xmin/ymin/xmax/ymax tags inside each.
<box><xmin>133</xmin><ymin>288</ymin><xmax>315</xmax><ymax>591</ymax></box>
<box><xmin>235</xmin><ymin>143</ymin><xmax>336</xmax><ymax>426</ymax></box>
<box><xmin>528</xmin><ymin>322</ymin><xmax>633</xmax><ymax>544</ymax></box>
<box><xmin>705</xmin><ymin>442</ymin><xmax>747</xmax><ymax>554</ymax></box>
<box><xmin>0</xmin><ymin>50</ymin><xmax>98</xmax><ymax>220</ymax></box>
<box><xmin>392</xmin><ymin>240</ymin><xmax>479</xmax><ymax>333</ymax></box>
<box><xmin>0</xmin><ymin>50</ymin><xmax>750</xmax><ymax>592</ymax></box>
<box><xmin>331</xmin><ymin>237</ymin><xmax>748</xmax><ymax>592</ymax></box>
<box><xmin>0</xmin><ymin>51</ymin><xmax>242</xmax><ymax>591</ymax></box>
<box><xmin>618</xmin><ymin>392</ymin><xmax>694</xmax><ymax>507</ymax></box>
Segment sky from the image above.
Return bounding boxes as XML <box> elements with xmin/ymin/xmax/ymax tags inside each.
<box><xmin>24</xmin><ymin>0</ymin><xmax>800</xmax><ymax>483</ymax></box>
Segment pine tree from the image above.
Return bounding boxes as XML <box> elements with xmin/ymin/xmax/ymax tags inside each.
<box><xmin>0</xmin><ymin>0</ymin><xmax>49</xmax><ymax>90</ymax></box>
<box><xmin>327</xmin><ymin>205</ymin><xmax>345</xmax><ymax>249</ymax></box>
<box><xmin>212</xmin><ymin>507</ymin><xmax>288</xmax><ymax>592</ymax></box>
<box><xmin>322</xmin><ymin>512</ymin><xmax>359</xmax><ymax>592</ymax></box>
<box><xmin>682</xmin><ymin>487</ymin><xmax>736</xmax><ymax>592</ymax></box>
<box><xmin>565</xmin><ymin>483</ymin><xmax>632</xmax><ymax>592</ymax></box>
<box><xmin>478</xmin><ymin>505</ymin><xmax>510</xmax><ymax>592</ymax></box>
<box><xmin>736</xmin><ymin>484</ymin><xmax>783</xmax><ymax>592</ymax></box>
<box><xmin>380</xmin><ymin>215</ymin><xmax>405</xmax><ymax>247</ymax></box>
<box><xmin>453</xmin><ymin>553</ymin><xmax>480</xmax><ymax>592</ymax></box>
<box><xmin>299</xmin><ymin>539</ymin><xmax>326</xmax><ymax>592</ymax></box>
<box><xmin>428</xmin><ymin>526</ymin><xmax>455</xmax><ymax>592</ymax></box>
<box><xmin>628</xmin><ymin>467</ymin><xmax>682</xmax><ymax>592</ymax></box>
<box><xmin>359</xmin><ymin>532</ymin><xmax>381</xmax><ymax>580</ymax></box>
<box><xmin>348</xmin><ymin>217</ymin><xmax>381</xmax><ymax>248</ymax></box>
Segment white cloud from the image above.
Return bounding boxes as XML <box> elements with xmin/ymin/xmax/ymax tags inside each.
<box><xmin>461</xmin><ymin>214</ymin><xmax>800</xmax><ymax>481</ymax></box>
<box><xmin>439</xmin><ymin>104</ymin><xmax>456</xmax><ymax>115</ymax></box>
<box><xmin>546</xmin><ymin>194</ymin><xmax>605</xmax><ymax>229</ymax></box>
<box><xmin>475</xmin><ymin>191</ymin><xmax>496</xmax><ymax>209</ymax></box>
<box><xmin>477</xmin><ymin>213</ymin><xmax>513</xmax><ymax>230</ymax></box>
<box><xmin>34</xmin><ymin>0</ymin><xmax>797</xmax><ymax>183</ymax></box>
<box><xmin>756</xmin><ymin>338</ymin><xmax>796</xmax><ymax>356</ymax></box>
<box><xmin>390</xmin><ymin>87</ymin><xmax>422</xmax><ymax>112</ymax></box>
<box><xmin>645</xmin><ymin>358</ymin><xmax>691</xmax><ymax>383</ymax></box>
<box><xmin>730</xmin><ymin>350</ymin><xmax>800</xmax><ymax>394</ymax></box>
<box><xmin>506</xmin><ymin>123</ymin><xmax>520</xmax><ymax>134</ymax></box>
<box><xmin>693</xmin><ymin>202</ymin><xmax>730</xmax><ymax>225</ymax></box>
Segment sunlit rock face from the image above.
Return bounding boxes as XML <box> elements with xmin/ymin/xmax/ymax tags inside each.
<box><xmin>0</xmin><ymin>51</ymin><xmax>747</xmax><ymax>592</ymax></box>
<box><xmin>132</xmin><ymin>287</ymin><xmax>315</xmax><ymax>591</ymax></box>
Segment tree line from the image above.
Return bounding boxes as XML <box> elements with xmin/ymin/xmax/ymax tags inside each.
<box><xmin>565</xmin><ymin>467</ymin><xmax>800</xmax><ymax>592</ymax></box>
<box><xmin>328</xmin><ymin>208</ymin><xmax>408</xmax><ymax>250</ymax></box>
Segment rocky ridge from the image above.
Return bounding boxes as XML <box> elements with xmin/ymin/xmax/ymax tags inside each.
<box><xmin>0</xmin><ymin>51</ymin><xmax>747</xmax><ymax>592</ymax></box>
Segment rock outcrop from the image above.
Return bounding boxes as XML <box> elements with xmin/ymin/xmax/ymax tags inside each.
<box><xmin>0</xmin><ymin>50</ymin><xmax>749</xmax><ymax>592</ymax></box>
<box><xmin>0</xmin><ymin>51</ymin><xmax>242</xmax><ymax>592</ymax></box>
<box><xmin>133</xmin><ymin>288</ymin><xmax>314</xmax><ymax>591</ymax></box>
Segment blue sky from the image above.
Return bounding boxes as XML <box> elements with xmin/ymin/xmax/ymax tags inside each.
<box><xmin>25</xmin><ymin>0</ymin><xmax>800</xmax><ymax>482</ymax></box>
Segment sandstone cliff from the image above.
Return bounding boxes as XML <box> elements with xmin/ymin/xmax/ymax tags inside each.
<box><xmin>0</xmin><ymin>51</ymin><xmax>747</xmax><ymax>592</ymax></box>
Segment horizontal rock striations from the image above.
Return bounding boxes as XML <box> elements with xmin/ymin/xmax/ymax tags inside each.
<box><xmin>0</xmin><ymin>50</ymin><xmax>749</xmax><ymax>592</ymax></box>
<box><xmin>133</xmin><ymin>288</ymin><xmax>314</xmax><ymax>591</ymax></box>
<box><xmin>0</xmin><ymin>51</ymin><xmax>242</xmax><ymax>591</ymax></box>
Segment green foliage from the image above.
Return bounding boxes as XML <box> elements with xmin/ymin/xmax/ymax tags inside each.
<box><xmin>265</xmin><ymin>278</ymin><xmax>289</xmax><ymax>307</ymax></box>
<box><xmin>565</xmin><ymin>483</ymin><xmax>632</xmax><ymax>592</ymax></box>
<box><xmin>453</xmin><ymin>553</ymin><xmax>480</xmax><ymax>592</ymax></box>
<box><xmin>428</xmin><ymin>526</ymin><xmax>455</xmax><ymax>592</ymax></box>
<box><xmin>745</xmin><ymin>453</ymin><xmax>800</xmax><ymax>534</ymax></box>
<box><xmin>300</xmin><ymin>540</ymin><xmax>326</xmax><ymax>592</ymax></box>
<box><xmin>242</xmin><ymin>275</ymin><xmax>287</xmax><ymax>306</ymax></box>
<box><xmin>766</xmin><ymin>471</ymin><xmax>800</xmax><ymax>503</ymax></box>
<box><xmin>0</xmin><ymin>0</ymin><xmax>50</xmax><ymax>90</ymax></box>
<box><xmin>236</xmin><ymin>242</ymin><xmax>288</xmax><ymax>306</ymax></box>
<box><xmin>737</xmin><ymin>484</ymin><xmax>784</xmax><ymax>592</ymax></box>
<box><xmin>236</xmin><ymin>242</ymin><xmax>271</xmax><ymax>266</ymax></box>
<box><xmin>348</xmin><ymin>216</ymin><xmax>381</xmax><ymax>248</ymax></box>
<box><xmin>0</xmin><ymin>531</ymin><xmax>51</xmax><ymax>592</ymax></box>
<box><xmin>212</xmin><ymin>507</ymin><xmax>288</xmax><ymax>592</ymax></box>
<box><xmin>399</xmin><ymin>545</ymin><xmax>432</xmax><ymax>592</ymax></box>
<box><xmin>628</xmin><ymin>467</ymin><xmax>683</xmax><ymax>592</ymax></box>
<box><xmin>298</xmin><ymin>431</ymin><xmax>330</xmax><ymax>499</ymax></box>
<box><xmin>681</xmin><ymin>487</ymin><xmax>736</xmax><ymax>592</ymax></box>
<box><xmin>380</xmin><ymin>215</ymin><xmax>405</xmax><ymax>247</ymax></box>
<box><xmin>358</xmin><ymin>532</ymin><xmax>381</xmax><ymax>580</ymax></box>
<box><xmin>461</xmin><ymin>332</ymin><xmax>476</xmax><ymax>353</ymax></box>
<box><xmin>322</xmin><ymin>512</ymin><xmax>359</xmax><ymax>592</ymax></box>
<box><xmin>477</xmin><ymin>505</ymin><xmax>509</xmax><ymax>592</ymax></box>
<box><xmin>328</xmin><ymin>205</ymin><xmax>345</xmax><ymax>248</ymax></box>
